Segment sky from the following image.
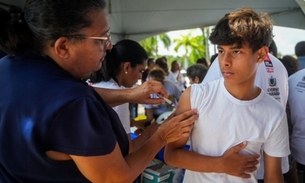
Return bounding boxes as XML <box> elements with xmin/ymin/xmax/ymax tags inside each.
<box><xmin>158</xmin><ymin>26</ymin><xmax>305</xmax><ymax>57</ymax></box>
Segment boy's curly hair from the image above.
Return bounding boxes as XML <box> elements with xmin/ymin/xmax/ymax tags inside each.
<box><xmin>209</xmin><ymin>8</ymin><xmax>273</xmax><ymax>53</ymax></box>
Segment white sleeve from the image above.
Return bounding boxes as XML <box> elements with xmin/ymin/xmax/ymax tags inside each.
<box><xmin>263</xmin><ymin>115</ymin><xmax>290</xmax><ymax>157</ymax></box>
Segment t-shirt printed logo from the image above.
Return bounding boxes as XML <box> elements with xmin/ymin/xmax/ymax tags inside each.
<box><xmin>267</xmin><ymin>76</ymin><xmax>280</xmax><ymax>101</ymax></box>
<box><xmin>269</xmin><ymin>76</ymin><xmax>277</xmax><ymax>86</ymax></box>
<box><xmin>296</xmin><ymin>80</ymin><xmax>305</xmax><ymax>90</ymax></box>
<box><xmin>264</xmin><ymin>55</ymin><xmax>274</xmax><ymax>73</ymax></box>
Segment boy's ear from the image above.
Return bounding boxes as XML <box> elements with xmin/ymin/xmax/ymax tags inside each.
<box><xmin>53</xmin><ymin>37</ymin><xmax>70</xmax><ymax>59</ymax></box>
<box><xmin>257</xmin><ymin>46</ymin><xmax>268</xmax><ymax>63</ymax></box>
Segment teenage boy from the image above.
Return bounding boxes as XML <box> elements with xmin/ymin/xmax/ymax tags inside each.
<box><xmin>203</xmin><ymin>43</ymin><xmax>290</xmax><ymax>182</ymax></box>
<box><xmin>164</xmin><ymin>8</ymin><xmax>290</xmax><ymax>183</ymax></box>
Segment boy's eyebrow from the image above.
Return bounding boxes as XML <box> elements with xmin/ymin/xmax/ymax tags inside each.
<box><xmin>230</xmin><ymin>45</ymin><xmax>242</xmax><ymax>49</ymax></box>
<box><xmin>218</xmin><ymin>45</ymin><xmax>242</xmax><ymax>49</ymax></box>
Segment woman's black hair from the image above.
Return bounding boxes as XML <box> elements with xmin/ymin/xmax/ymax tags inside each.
<box><xmin>0</xmin><ymin>0</ymin><xmax>106</xmax><ymax>55</ymax></box>
<box><xmin>0</xmin><ymin>2</ymin><xmax>30</xmax><ymax>55</ymax></box>
<box><xmin>90</xmin><ymin>39</ymin><xmax>148</xmax><ymax>83</ymax></box>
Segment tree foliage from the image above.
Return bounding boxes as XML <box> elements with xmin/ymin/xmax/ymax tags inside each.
<box><xmin>139</xmin><ymin>28</ymin><xmax>208</xmax><ymax>69</ymax></box>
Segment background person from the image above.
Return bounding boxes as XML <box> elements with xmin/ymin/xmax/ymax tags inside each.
<box><xmin>186</xmin><ymin>64</ymin><xmax>208</xmax><ymax>85</ymax></box>
<box><xmin>196</xmin><ymin>57</ymin><xmax>209</xmax><ymax>67</ymax></box>
<box><xmin>170</xmin><ymin>60</ymin><xmax>186</xmax><ymax>92</ymax></box>
<box><xmin>268</xmin><ymin>39</ymin><xmax>278</xmax><ymax>57</ymax></box>
<box><xmin>141</xmin><ymin>57</ymin><xmax>155</xmax><ymax>83</ymax></box>
<box><xmin>143</xmin><ymin>69</ymin><xmax>182</xmax><ymax>121</ymax></box>
<box><xmin>90</xmin><ymin>39</ymin><xmax>158</xmax><ymax>153</ymax></box>
<box><xmin>288</xmin><ymin>68</ymin><xmax>305</xmax><ymax>183</ymax></box>
<box><xmin>294</xmin><ymin>41</ymin><xmax>305</xmax><ymax>70</ymax></box>
<box><xmin>155</xmin><ymin>57</ymin><xmax>176</xmax><ymax>83</ymax></box>
<box><xmin>279</xmin><ymin>55</ymin><xmax>300</xmax><ymax>77</ymax></box>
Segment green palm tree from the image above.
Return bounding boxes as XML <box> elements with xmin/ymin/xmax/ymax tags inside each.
<box><xmin>173</xmin><ymin>31</ymin><xmax>206</xmax><ymax>68</ymax></box>
<box><xmin>140</xmin><ymin>33</ymin><xmax>171</xmax><ymax>57</ymax></box>
<box><xmin>139</xmin><ymin>37</ymin><xmax>157</xmax><ymax>56</ymax></box>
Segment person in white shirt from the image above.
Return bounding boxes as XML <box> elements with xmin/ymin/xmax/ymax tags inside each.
<box><xmin>165</xmin><ymin>8</ymin><xmax>290</xmax><ymax>183</ymax></box>
<box><xmin>204</xmin><ymin>49</ymin><xmax>290</xmax><ymax>183</ymax></box>
<box><xmin>155</xmin><ymin>57</ymin><xmax>177</xmax><ymax>83</ymax></box>
<box><xmin>90</xmin><ymin>39</ymin><xmax>158</xmax><ymax>153</ymax></box>
<box><xmin>170</xmin><ymin>60</ymin><xmax>186</xmax><ymax>91</ymax></box>
<box><xmin>288</xmin><ymin>69</ymin><xmax>305</xmax><ymax>178</ymax></box>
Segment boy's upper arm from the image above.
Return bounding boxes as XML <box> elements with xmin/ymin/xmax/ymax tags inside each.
<box><xmin>167</xmin><ymin>87</ymin><xmax>192</xmax><ymax>148</ymax></box>
<box><xmin>263</xmin><ymin>152</ymin><xmax>284</xmax><ymax>183</ymax></box>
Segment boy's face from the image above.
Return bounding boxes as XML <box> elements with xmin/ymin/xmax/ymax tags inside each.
<box><xmin>217</xmin><ymin>42</ymin><xmax>267</xmax><ymax>87</ymax></box>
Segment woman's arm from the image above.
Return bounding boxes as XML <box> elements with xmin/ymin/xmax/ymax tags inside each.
<box><xmin>128</xmin><ymin>120</ymin><xmax>159</xmax><ymax>153</ymax></box>
<box><xmin>94</xmin><ymin>80</ymin><xmax>167</xmax><ymax>107</ymax></box>
<box><xmin>70</xmin><ymin>109</ymin><xmax>198</xmax><ymax>183</ymax></box>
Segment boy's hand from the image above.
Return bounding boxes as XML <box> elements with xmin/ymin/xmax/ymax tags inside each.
<box><xmin>219</xmin><ymin>141</ymin><xmax>260</xmax><ymax>178</ymax></box>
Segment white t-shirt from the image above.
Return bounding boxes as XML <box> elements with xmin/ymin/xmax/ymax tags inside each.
<box><xmin>166</xmin><ymin>71</ymin><xmax>177</xmax><ymax>84</ymax></box>
<box><xmin>93</xmin><ymin>79</ymin><xmax>131</xmax><ymax>133</ymax></box>
<box><xmin>203</xmin><ymin>53</ymin><xmax>289</xmax><ymax>177</ymax></box>
<box><xmin>143</xmin><ymin>80</ymin><xmax>181</xmax><ymax>116</ymax></box>
<box><xmin>288</xmin><ymin>69</ymin><xmax>305</xmax><ymax>165</ymax></box>
<box><xmin>183</xmin><ymin>79</ymin><xmax>290</xmax><ymax>183</ymax></box>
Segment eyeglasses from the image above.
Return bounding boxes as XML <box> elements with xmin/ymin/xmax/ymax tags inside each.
<box><xmin>84</xmin><ymin>35</ymin><xmax>112</xmax><ymax>48</ymax></box>
<box><xmin>67</xmin><ymin>34</ymin><xmax>112</xmax><ymax>48</ymax></box>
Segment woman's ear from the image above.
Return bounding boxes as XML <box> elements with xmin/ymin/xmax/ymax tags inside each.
<box><xmin>257</xmin><ymin>46</ymin><xmax>268</xmax><ymax>63</ymax></box>
<box><xmin>123</xmin><ymin>62</ymin><xmax>131</xmax><ymax>73</ymax></box>
<box><xmin>53</xmin><ymin>37</ymin><xmax>70</xmax><ymax>59</ymax></box>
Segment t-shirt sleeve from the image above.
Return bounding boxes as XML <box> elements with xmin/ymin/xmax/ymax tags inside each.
<box><xmin>263</xmin><ymin>114</ymin><xmax>290</xmax><ymax>157</ymax></box>
<box><xmin>46</xmin><ymin>97</ymin><xmax>117</xmax><ymax>156</ymax></box>
<box><xmin>190</xmin><ymin>84</ymin><xmax>206</xmax><ymax>109</ymax></box>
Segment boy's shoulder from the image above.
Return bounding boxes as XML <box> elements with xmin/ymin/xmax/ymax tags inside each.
<box><xmin>190</xmin><ymin>78</ymin><xmax>223</xmax><ymax>100</ymax></box>
<box><xmin>194</xmin><ymin>78</ymin><xmax>222</xmax><ymax>90</ymax></box>
<box><xmin>259</xmin><ymin>89</ymin><xmax>285</xmax><ymax>112</ymax></box>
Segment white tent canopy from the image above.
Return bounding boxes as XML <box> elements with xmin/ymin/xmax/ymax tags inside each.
<box><xmin>108</xmin><ymin>0</ymin><xmax>305</xmax><ymax>42</ymax></box>
<box><xmin>4</xmin><ymin>0</ymin><xmax>305</xmax><ymax>42</ymax></box>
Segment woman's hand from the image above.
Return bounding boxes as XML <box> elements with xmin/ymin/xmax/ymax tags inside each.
<box><xmin>155</xmin><ymin>109</ymin><xmax>198</xmax><ymax>144</ymax></box>
<box><xmin>129</xmin><ymin>80</ymin><xmax>167</xmax><ymax>104</ymax></box>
